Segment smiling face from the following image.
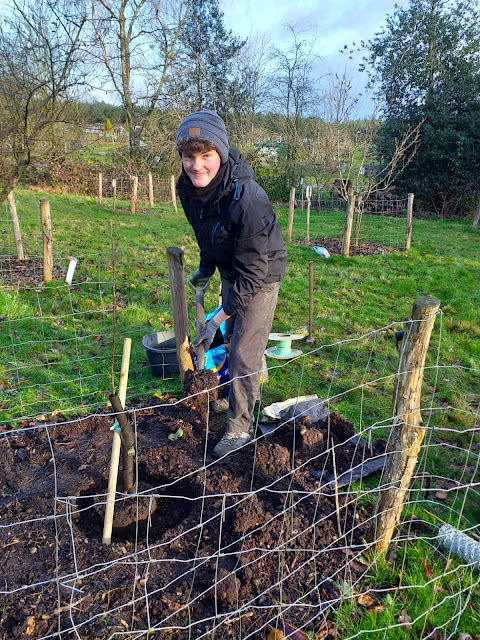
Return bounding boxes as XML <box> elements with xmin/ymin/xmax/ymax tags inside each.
<box><xmin>181</xmin><ymin>149</ymin><xmax>222</xmax><ymax>188</ymax></box>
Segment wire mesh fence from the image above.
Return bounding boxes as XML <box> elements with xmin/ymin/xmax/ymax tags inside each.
<box><xmin>289</xmin><ymin>189</ymin><xmax>411</xmax><ymax>253</ymax></box>
<box><xmin>1</xmin><ymin>299</ymin><xmax>479</xmax><ymax>639</ymax></box>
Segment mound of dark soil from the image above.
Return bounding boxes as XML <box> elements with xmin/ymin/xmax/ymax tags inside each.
<box><xmin>0</xmin><ymin>399</ymin><xmax>371</xmax><ymax>639</ymax></box>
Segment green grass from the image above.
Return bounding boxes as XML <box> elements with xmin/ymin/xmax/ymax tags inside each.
<box><xmin>1</xmin><ymin>186</ymin><xmax>479</xmax><ymax>637</ymax></box>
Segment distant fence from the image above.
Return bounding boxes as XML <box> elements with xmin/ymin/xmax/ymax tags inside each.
<box><xmin>97</xmin><ymin>172</ymin><xmax>178</xmax><ymax>214</ymax></box>
<box><xmin>285</xmin><ymin>187</ymin><xmax>414</xmax><ymax>255</ymax></box>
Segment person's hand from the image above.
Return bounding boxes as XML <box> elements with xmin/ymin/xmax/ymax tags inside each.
<box><xmin>189</xmin><ymin>269</ymin><xmax>211</xmax><ymax>289</ymax></box>
<box><xmin>193</xmin><ymin>317</ymin><xmax>220</xmax><ymax>352</ymax></box>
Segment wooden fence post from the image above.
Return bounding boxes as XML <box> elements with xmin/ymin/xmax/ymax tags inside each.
<box><xmin>170</xmin><ymin>175</ymin><xmax>178</xmax><ymax>213</ymax></box>
<box><xmin>286</xmin><ymin>187</ymin><xmax>295</xmax><ymax>242</ymax></box>
<box><xmin>341</xmin><ymin>189</ymin><xmax>355</xmax><ymax>257</ymax></box>
<box><xmin>306</xmin><ymin>261</ymin><xmax>315</xmax><ymax>345</ymax></box>
<box><xmin>41</xmin><ymin>199</ymin><xmax>53</xmax><ymax>283</ymax></box>
<box><xmin>148</xmin><ymin>171</ymin><xmax>154</xmax><ymax>208</ymax></box>
<box><xmin>7</xmin><ymin>191</ymin><xmax>25</xmax><ymax>260</ymax></box>
<box><xmin>405</xmin><ymin>192</ymin><xmax>414</xmax><ymax>250</ymax></box>
<box><xmin>471</xmin><ymin>196</ymin><xmax>480</xmax><ymax>232</ymax></box>
<box><xmin>98</xmin><ymin>172</ymin><xmax>103</xmax><ymax>206</ymax></box>
<box><xmin>131</xmin><ymin>176</ymin><xmax>138</xmax><ymax>214</ymax></box>
<box><xmin>112</xmin><ymin>179</ymin><xmax>117</xmax><ymax>210</ymax></box>
<box><xmin>306</xmin><ymin>184</ymin><xmax>312</xmax><ymax>241</ymax></box>
<box><xmin>368</xmin><ymin>295</ymin><xmax>440</xmax><ymax>554</ymax></box>
<box><xmin>166</xmin><ymin>247</ymin><xmax>194</xmax><ymax>381</ymax></box>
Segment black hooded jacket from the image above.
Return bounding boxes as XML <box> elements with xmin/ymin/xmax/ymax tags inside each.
<box><xmin>177</xmin><ymin>147</ymin><xmax>287</xmax><ymax>316</ymax></box>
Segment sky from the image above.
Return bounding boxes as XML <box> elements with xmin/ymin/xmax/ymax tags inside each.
<box><xmin>221</xmin><ymin>0</ymin><xmax>410</xmax><ymax>116</ymax></box>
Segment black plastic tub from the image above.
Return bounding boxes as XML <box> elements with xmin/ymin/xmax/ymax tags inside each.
<box><xmin>142</xmin><ymin>331</ymin><xmax>179</xmax><ymax>378</ymax></box>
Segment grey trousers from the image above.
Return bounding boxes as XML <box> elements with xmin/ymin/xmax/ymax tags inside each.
<box><xmin>221</xmin><ymin>279</ymin><xmax>280</xmax><ymax>435</ymax></box>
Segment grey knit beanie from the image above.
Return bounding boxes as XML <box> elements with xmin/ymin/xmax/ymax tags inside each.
<box><xmin>176</xmin><ymin>110</ymin><xmax>229</xmax><ymax>164</ymax></box>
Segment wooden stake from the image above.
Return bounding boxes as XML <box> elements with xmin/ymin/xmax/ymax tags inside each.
<box><xmin>166</xmin><ymin>247</ymin><xmax>194</xmax><ymax>381</ymax></box>
<box><xmin>306</xmin><ymin>185</ymin><xmax>312</xmax><ymax>242</ymax></box>
<box><xmin>341</xmin><ymin>189</ymin><xmax>355</xmax><ymax>257</ymax></box>
<box><xmin>331</xmin><ymin>437</ymin><xmax>342</xmax><ymax>539</ymax></box>
<box><xmin>112</xmin><ymin>179</ymin><xmax>117</xmax><ymax>210</ymax></box>
<box><xmin>7</xmin><ymin>191</ymin><xmax>25</xmax><ymax>260</ymax></box>
<box><xmin>131</xmin><ymin>176</ymin><xmax>138</xmax><ymax>214</ymax></box>
<box><xmin>148</xmin><ymin>171</ymin><xmax>154</xmax><ymax>208</ymax></box>
<box><xmin>102</xmin><ymin>337</ymin><xmax>132</xmax><ymax>545</ymax></box>
<box><xmin>170</xmin><ymin>175</ymin><xmax>178</xmax><ymax>213</ymax></box>
<box><xmin>306</xmin><ymin>261</ymin><xmax>315</xmax><ymax>345</ymax></box>
<box><xmin>98</xmin><ymin>172</ymin><xmax>103</xmax><ymax>206</ymax></box>
<box><xmin>473</xmin><ymin>196</ymin><xmax>480</xmax><ymax>232</ymax></box>
<box><xmin>368</xmin><ymin>296</ymin><xmax>440</xmax><ymax>554</ymax></box>
<box><xmin>41</xmin><ymin>199</ymin><xmax>53</xmax><ymax>283</ymax></box>
<box><xmin>286</xmin><ymin>187</ymin><xmax>295</xmax><ymax>242</ymax></box>
<box><xmin>405</xmin><ymin>193</ymin><xmax>414</xmax><ymax>250</ymax></box>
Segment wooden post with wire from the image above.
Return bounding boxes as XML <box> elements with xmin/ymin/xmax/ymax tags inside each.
<box><xmin>102</xmin><ymin>337</ymin><xmax>131</xmax><ymax>545</ymax></box>
<box><xmin>306</xmin><ymin>184</ymin><xmax>312</xmax><ymax>242</ymax></box>
<box><xmin>367</xmin><ymin>295</ymin><xmax>440</xmax><ymax>554</ymax></box>
<box><xmin>131</xmin><ymin>176</ymin><xmax>138</xmax><ymax>214</ymax></box>
<box><xmin>98</xmin><ymin>172</ymin><xmax>103</xmax><ymax>206</ymax></box>
<box><xmin>170</xmin><ymin>175</ymin><xmax>178</xmax><ymax>213</ymax></box>
<box><xmin>405</xmin><ymin>192</ymin><xmax>414</xmax><ymax>250</ymax></box>
<box><xmin>7</xmin><ymin>191</ymin><xmax>25</xmax><ymax>260</ymax></box>
<box><xmin>41</xmin><ymin>199</ymin><xmax>53</xmax><ymax>283</ymax></box>
<box><xmin>166</xmin><ymin>246</ymin><xmax>194</xmax><ymax>381</ymax></box>
<box><xmin>148</xmin><ymin>171</ymin><xmax>154</xmax><ymax>208</ymax></box>
<box><xmin>286</xmin><ymin>187</ymin><xmax>295</xmax><ymax>242</ymax></box>
<box><xmin>341</xmin><ymin>188</ymin><xmax>355</xmax><ymax>257</ymax></box>
<box><xmin>306</xmin><ymin>261</ymin><xmax>315</xmax><ymax>345</ymax></box>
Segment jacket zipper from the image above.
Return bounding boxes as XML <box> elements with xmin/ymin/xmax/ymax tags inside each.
<box><xmin>211</xmin><ymin>221</ymin><xmax>220</xmax><ymax>244</ymax></box>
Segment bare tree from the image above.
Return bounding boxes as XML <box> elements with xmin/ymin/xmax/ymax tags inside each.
<box><xmin>225</xmin><ymin>35</ymin><xmax>272</xmax><ymax>168</ymax></box>
<box><xmin>0</xmin><ymin>0</ymin><xmax>88</xmax><ymax>203</ymax></box>
<box><xmin>87</xmin><ymin>0</ymin><xmax>193</xmax><ymax>168</ymax></box>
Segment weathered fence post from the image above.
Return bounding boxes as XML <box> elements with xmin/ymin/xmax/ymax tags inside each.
<box><xmin>41</xmin><ymin>199</ymin><xmax>53</xmax><ymax>283</ymax></box>
<box><xmin>306</xmin><ymin>184</ymin><xmax>312</xmax><ymax>242</ymax></box>
<box><xmin>170</xmin><ymin>175</ymin><xmax>178</xmax><ymax>214</ymax></box>
<box><xmin>286</xmin><ymin>187</ymin><xmax>295</xmax><ymax>242</ymax></box>
<box><xmin>98</xmin><ymin>172</ymin><xmax>103</xmax><ymax>206</ymax></box>
<box><xmin>131</xmin><ymin>176</ymin><xmax>138</xmax><ymax>214</ymax></box>
<box><xmin>405</xmin><ymin>192</ymin><xmax>414</xmax><ymax>250</ymax></box>
<box><xmin>148</xmin><ymin>171</ymin><xmax>154</xmax><ymax>208</ymax></box>
<box><xmin>306</xmin><ymin>261</ymin><xmax>315</xmax><ymax>345</ymax></box>
<box><xmin>341</xmin><ymin>188</ymin><xmax>355</xmax><ymax>257</ymax></box>
<box><xmin>7</xmin><ymin>191</ymin><xmax>25</xmax><ymax>260</ymax></box>
<box><xmin>368</xmin><ymin>295</ymin><xmax>440</xmax><ymax>554</ymax></box>
<box><xmin>112</xmin><ymin>179</ymin><xmax>117</xmax><ymax>210</ymax></box>
<box><xmin>471</xmin><ymin>196</ymin><xmax>480</xmax><ymax>232</ymax></box>
<box><xmin>166</xmin><ymin>247</ymin><xmax>194</xmax><ymax>381</ymax></box>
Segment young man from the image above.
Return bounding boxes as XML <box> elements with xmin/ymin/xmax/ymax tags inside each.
<box><xmin>176</xmin><ymin>110</ymin><xmax>287</xmax><ymax>457</ymax></box>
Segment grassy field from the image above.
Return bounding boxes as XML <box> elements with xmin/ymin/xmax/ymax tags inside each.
<box><xmin>1</xmin><ymin>187</ymin><xmax>479</xmax><ymax>637</ymax></box>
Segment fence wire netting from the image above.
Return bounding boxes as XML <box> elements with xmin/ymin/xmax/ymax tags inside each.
<box><xmin>1</xmin><ymin>191</ymin><xmax>479</xmax><ymax>640</ymax></box>
<box><xmin>1</xmin><ymin>269</ymin><xmax>479</xmax><ymax>639</ymax></box>
<box><xmin>294</xmin><ymin>189</ymin><xmax>410</xmax><ymax>253</ymax></box>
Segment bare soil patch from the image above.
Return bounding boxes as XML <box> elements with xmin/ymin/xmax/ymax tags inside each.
<box><xmin>0</xmin><ymin>257</ymin><xmax>63</xmax><ymax>288</ymax></box>
<box><xmin>0</xmin><ymin>397</ymin><xmax>371</xmax><ymax>639</ymax></box>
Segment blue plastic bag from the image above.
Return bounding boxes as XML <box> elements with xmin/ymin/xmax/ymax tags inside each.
<box><xmin>194</xmin><ymin>306</ymin><xmax>230</xmax><ymax>395</ymax></box>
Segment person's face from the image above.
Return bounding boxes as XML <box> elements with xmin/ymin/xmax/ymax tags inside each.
<box><xmin>182</xmin><ymin>149</ymin><xmax>222</xmax><ymax>187</ymax></box>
